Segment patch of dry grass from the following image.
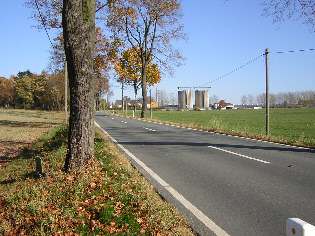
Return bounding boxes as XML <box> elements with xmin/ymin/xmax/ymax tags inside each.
<box><xmin>0</xmin><ymin>109</ymin><xmax>64</xmax><ymax>167</ymax></box>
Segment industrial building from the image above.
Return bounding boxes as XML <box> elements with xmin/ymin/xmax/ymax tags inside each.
<box><xmin>178</xmin><ymin>90</ymin><xmax>194</xmax><ymax>110</ymax></box>
<box><xmin>195</xmin><ymin>90</ymin><xmax>209</xmax><ymax>109</ymax></box>
<box><xmin>178</xmin><ymin>89</ymin><xmax>210</xmax><ymax>110</ymax></box>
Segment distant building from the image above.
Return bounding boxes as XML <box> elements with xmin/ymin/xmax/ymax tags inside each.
<box><xmin>213</xmin><ymin>103</ymin><xmax>220</xmax><ymax>109</ymax></box>
<box><xmin>147</xmin><ymin>101</ymin><xmax>159</xmax><ymax>109</ymax></box>
<box><xmin>226</xmin><ymin>103</ymin><xmax>237</xmax><ymax>109</ymax></box>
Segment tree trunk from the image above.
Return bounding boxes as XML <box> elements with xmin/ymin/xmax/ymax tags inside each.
<box><xmin>63</xmin><ymin>0</ymin><xmax>96</xmax><ymax>171</ymax></box>
<box><xmin>141</xmin><ymin>62</ymin><xmax>147</xmax><ymax>118</ymax></box>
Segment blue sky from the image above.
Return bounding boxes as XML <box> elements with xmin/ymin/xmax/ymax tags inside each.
<box><xmin>1</xmin><ymin>0</ymin><xmax>314</xmax><ymax>104</ymax></box>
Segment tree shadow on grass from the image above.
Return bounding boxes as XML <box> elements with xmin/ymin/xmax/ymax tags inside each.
<box><xmin>18</xmin><ymin>126</ymin><xmax>68</xmax><ymax>160</ymax></box>
<box><xmin>0</xmin><ymin>127</ymin><xmax>68</xmax><ymax>185</ymax></box>
<box><xmin>0</xmin><ymin>120</ymin><xmax>60</xmax><ymax>128</ymax></box>
<box><xmin>0</xmin><ymin>171</ymin><xmax>43</xmax><ymax>185</ymax></box>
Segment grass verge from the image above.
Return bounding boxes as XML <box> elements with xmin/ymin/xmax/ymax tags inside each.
<box><xmin>0</xmin><ymin>109</ymin><xmax>64</xmax><ymax>167</ymax></box>
<box><xmin>0</xmin><ymin>125</ymin><xmax>195</xmax><ymax>235</ymax></box>
<box><xmin>109</xmin><ymin>108</ymin><xmax>315</xmax><ymax>149</ymax></box>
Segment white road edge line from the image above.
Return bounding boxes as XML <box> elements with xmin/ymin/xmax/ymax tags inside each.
<box><xmin>95</xmin><ymin>122</ymin><xmax>230</xmax><ymax>236</ymax></box>
<box><xmin>208</xmin><ymin>146</ymin><xmax>271</xmax><ymax>164</ymax></box>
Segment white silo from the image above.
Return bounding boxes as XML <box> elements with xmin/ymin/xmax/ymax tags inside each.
<box><xmin>186</xmin><ymin>90</ymin><xmax>193</xmax><ymax>109</ymax></box>
<box><xmin>204</xmin><ymin>90</ymin><xmax>210</xmax><ymax>109</ymax></box>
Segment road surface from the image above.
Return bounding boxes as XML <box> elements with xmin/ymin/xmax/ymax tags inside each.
<box><xmin>95</xmin><ymin>112</ymin><xmax>315</xmax><ymax>236</ymax></box>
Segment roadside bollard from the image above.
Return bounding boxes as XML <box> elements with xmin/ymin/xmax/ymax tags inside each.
<box><xmin>286</xmin><ymin>218</ymin><xmax>315</xmax><ymax>236</ymax></box>
<box><xmin>35</xmin><ymin>156</ymin><xmax>44</xmax><ymax>176</ymax></box>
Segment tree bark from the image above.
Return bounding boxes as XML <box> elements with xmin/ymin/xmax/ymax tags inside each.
<box><xmin>63</xmin><ymin>0</ymin><xmax>96</xmax><ymax>171</ymax></box>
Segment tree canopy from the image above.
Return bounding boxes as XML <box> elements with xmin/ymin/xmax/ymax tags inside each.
<box><xmin>262</xmin><ymin>0</ymin><xmax>315</xmax><ymax>31</ymax></box>
<box><xmin>107</xmin><ymin>0</ymin><xmax>186</xmax><ymax>117</ymax></box>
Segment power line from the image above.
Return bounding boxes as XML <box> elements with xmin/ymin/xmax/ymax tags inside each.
<box><xmin>200</xmin><ymin>53</ymin><xmax>265</xmax><ymax>87</ymax></box>
<box><xmin>198</xmin><ymin>47</ymin><xmax>314</xmax><ymax>87</ymax></box>
<box><xmin>34</xmin><ymin>0</ymin><xmax>54</xmax><ymax>48</ymax></box>
<box><xmin>272</xmin><ymin>48</ymin><xmax>315</xmax><ymax>54</ymax></box>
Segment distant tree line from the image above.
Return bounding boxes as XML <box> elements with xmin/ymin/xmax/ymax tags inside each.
<box><xmin>0</xmin><ymin>69</ymin><xmax>109</xmax><ymax>111</ymax></box>
<box><xmin>0</xmin><ymin>70</ymin><xmax>66</xmax><ymax>110</ymax></box>
<box><xmin>241</xmin><ymin>91</ymin><xmax>315</xmax><ymax>108</ymax></box>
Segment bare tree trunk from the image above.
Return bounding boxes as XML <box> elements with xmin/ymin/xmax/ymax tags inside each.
<box><xmin>63</xmin><ymin>0</ymin><xmax>96</xmax><ymax>171</ymax></box>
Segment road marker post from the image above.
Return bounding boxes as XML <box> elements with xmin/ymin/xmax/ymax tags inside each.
<box><xmin>286</xmin><ymin>218</ymin><xmax>315</xmax><ymax>236</ymax></box>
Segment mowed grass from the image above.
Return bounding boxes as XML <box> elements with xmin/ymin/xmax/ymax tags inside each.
<box><xmin>0</xmin><ymin>109</ymin><xmax>64</xmax><ymax>167</ymax></box>
<box><xmin>118</xmin><ymin>108</ymin><xmax>315</xmax><ymax>148</ymax></box>
<box><xmin>0</xmin><ymin>109</ymin><xmax>194</xmax><ymax>235</ymax></box>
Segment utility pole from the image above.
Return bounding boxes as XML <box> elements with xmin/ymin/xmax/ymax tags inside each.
<box><xmin>156</xmin><ymin>87</ymin><xmax>158</xmax><ymax>107</ymax></box>
<box><xmin>64</xmin><ymin>61</ymin><xmax>68</xmax><ymax>126</ymax></box>
<box><xmin>125</xmin><ymin>96</ymin><xmax>128</xmax><ymax>115</ymax></box>
<box><xmin>121</xmin><ymin>79</ymin><xmax>124</xmax><ymax>114</ymax></box>
<box><xmin>265</xmin><ymin>48</ymin><xmax>270</xmax><ymax>136</ymax></box>
<box><xmin>150</xmin><ymin>89</ymin><xmax>152</xmax><ymax>119</ymax></box>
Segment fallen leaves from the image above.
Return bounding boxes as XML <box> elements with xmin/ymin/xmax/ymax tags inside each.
<box><xmin>0</xmin><ymin>126</ymin><xmax>194</xmax><ymax>236</ymax></box>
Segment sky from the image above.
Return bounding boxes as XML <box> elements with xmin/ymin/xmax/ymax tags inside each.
<box><xmin>0</xmin><ymin>0</ymin><xmax>314</xmax><ymax>104</ymax></box>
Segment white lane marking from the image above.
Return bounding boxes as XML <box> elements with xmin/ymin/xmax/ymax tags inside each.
<box><xmin>208</xmin><ymin>146</ymin><xmax>271</xmax><ymax>164</ymax></box>
<box><xmin>143</xmin><ymin>127</ymin><xmax>157</xmax><ymax>132</ymax></box>
<box><xmin>95</xmin><ymin>122</ymin><xmax>229</xmax><ymax>236</ymax></box>
<box><xmin>111</xmin><ymin>118</ymin><xmax>114</xmax><ymax>120</ymax></box>
<box><xmin>107</xmin><ymin>114</ymin><xmax>313</xmax><ymax>151</ymax></box>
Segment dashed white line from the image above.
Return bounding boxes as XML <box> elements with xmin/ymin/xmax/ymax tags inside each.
<box><xmin>95</xmin><ymin>122</ymin><xmax>230</xmax><ymax>236</ymax></box>
<box><xmin>143</xmin><ymin>127</ymin><xmax>156</xmax><ymax>132</ymax></box>
<box><xmin>208</xmin><ymin>146</ymin><xmax>271</xmax><ymax>164</ymax></box>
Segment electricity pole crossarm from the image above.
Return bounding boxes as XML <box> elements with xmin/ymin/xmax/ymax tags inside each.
<box><xmin>178</xmin><ymin>87</ymin><xmax>211</xmax><ymax>90</ymax></box>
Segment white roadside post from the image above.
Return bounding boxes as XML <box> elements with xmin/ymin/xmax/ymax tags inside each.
<box><xmin>286</xmin><ymin>218</ymin><xmax>315</xmax><ymax>236</ymax></box>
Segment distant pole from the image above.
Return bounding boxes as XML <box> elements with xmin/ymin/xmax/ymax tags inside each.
<box><xmin>125</xmin><ymin>96</ymin><xmax>128</xmax><ymax>115</ymax></box>
<box><xmin>150</xmin><ymin>89</ymin><xmax>152</xmax><ymax>119</ymax></box>
<box><xmin>64</xmin><ymin>61</ymin><xmax>68</xmax><ymax>126</ymax></box>
<box><xmin>156</xmin><ymin>87</ymin><xmax>158</xmax><ymax>107</ymax></box>
<box><xmin>265</xmin><ymin>48</ymin><xmax>270</xmax><ymax>136</ymax></box>
<box><xmin>121</xmin><ymin>79</ymin><xmax>124</xmax><ymax>114</ymax></box>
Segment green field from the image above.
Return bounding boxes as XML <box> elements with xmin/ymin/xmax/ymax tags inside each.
<box><xmin>116</xmin><ymin>108</ymin><xmax>315</xmax><ymax>148</ymax></box>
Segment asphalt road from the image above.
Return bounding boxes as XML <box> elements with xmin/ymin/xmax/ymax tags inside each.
<box><xmin>95</xmin><ymin>112</ymin><xmax>315</xmax><ymax>236</ymax></box>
